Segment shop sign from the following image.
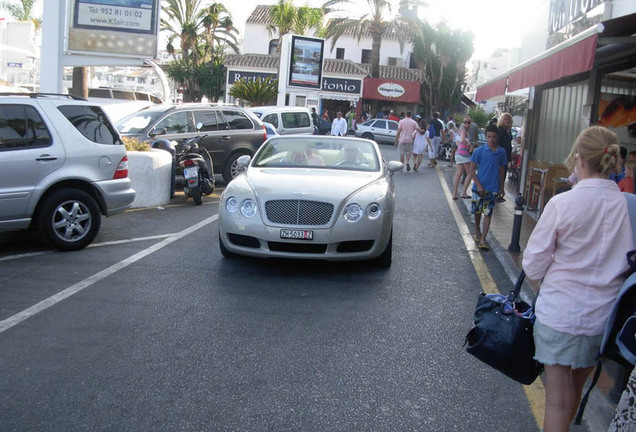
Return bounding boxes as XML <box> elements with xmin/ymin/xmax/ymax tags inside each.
<box><xmin>548</xmin><ymin>0</ymin><xmax>605</xmax><ymax>34</ymax></box>
<box><xmin>321</xmin><ymin>77</ymin><xmax>361</xmax><ymax>94</ymax></box>
<box><xmin>228</xmin><ymin>71</ymin><xmax>277</xmax><ymax>85</ymax></box>
<box><xmin>377</xmin><ymin>82</ymin><xmax>405</xmax><ymax>98</ymax></box>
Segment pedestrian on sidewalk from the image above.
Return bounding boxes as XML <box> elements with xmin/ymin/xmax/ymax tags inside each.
<box><xmin>411</xmin><ymin>117</ymin><xmax>429</xmax><ymax>172</ymax></box>
<box><xmin>451</xmin><ymin>120</ymin><xmax>473</xmax><ymax>200</ymax></box>
<box><xmin>608</xmin><ymin>366</ymin><xmax>636</xmax><ymax>431</ymax></box>
<box><xmin>522</xmin><ymin>126</ymin><xmax>633</xmax><ymax>432</ymax></box>
<box><xmin>330</xmin><ymin>111</ymin><xmax>347</xmax><ymax>137</ymax></box>
<box><xmin>394</xmin><ymin>111</ymin><xmax>421</xmax><ymax>172</ymax></box>
<box><xmin>467</xmin><ymin>124</ymin><xmax>507</xmax><ymax>250</ymax></box>
<box><xmin>497</xmin><ymin>113</ymin><xmax>514</xmax><ymax>202</ymax></box>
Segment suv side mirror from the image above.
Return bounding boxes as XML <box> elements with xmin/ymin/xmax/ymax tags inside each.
<box><xmin>149</xmin><ymin>127</ymin><xmax>167</xmax><ymax>137</ymax></box>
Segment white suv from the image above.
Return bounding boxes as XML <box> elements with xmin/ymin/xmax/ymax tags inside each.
<box><xmin>0</xmin><ymin>93</ymin><xmax>136</xmax><ymax>250</ymax></box>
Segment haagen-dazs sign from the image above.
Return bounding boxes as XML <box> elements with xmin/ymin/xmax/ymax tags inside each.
<box><xmin>377</xmin><ymin>82</ymin><xmax>405</xmax><ymax>98</ymax></box>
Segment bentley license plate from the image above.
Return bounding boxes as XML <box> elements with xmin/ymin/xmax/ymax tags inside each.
<box><xmin>280</xmin><ymin>229</ymin><xmax>313</xmax><ymax>240</ymax></box>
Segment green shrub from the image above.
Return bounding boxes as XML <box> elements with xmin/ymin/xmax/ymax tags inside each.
<box><xmin>123</xmin><ymin>137</ymin><xmax>151</xmax><ymax>152</ymax></box>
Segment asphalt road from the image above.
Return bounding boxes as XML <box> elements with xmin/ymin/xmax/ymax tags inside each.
<box><xmin>0</xmin><ymin>146</ymin><xmax>539</xmax><ymax>432</ymax></box>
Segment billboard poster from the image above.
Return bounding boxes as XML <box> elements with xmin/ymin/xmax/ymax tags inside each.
<box><xmin>288</xmin><ymin>36</ymin><xmax>324</xmax><ymax>89</ymax></box>
<box><xmin>68</xmin><ymin>0</ymin><xmax>159</xmax><ymax>58</ymax></box>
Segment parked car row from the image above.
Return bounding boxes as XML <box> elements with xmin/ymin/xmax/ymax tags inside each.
<box><xmin>1</xmin><ymin>97</ymin><xmax>402</xmax><ymax>266</ymax></box>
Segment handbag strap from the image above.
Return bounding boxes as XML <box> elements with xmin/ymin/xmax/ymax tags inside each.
<box><xmin>506</xmin><ymin>270</ymin><xmax>526</xmax><ymax>302</ymax></box>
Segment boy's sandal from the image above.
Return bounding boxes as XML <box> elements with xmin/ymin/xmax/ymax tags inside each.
<box><xmin>462</xmin><ymin>195</ymin><xmax>471</xmax><ymax>199</ymax></box>
<box><xmin>478</xmin><ymin>242</ymin><xmax>490</xmax><ymax>251</ymax></box>
<box><xmin>473</xmin><ymin>234</ymin><xmax>481</xmax><ymax>243</ymax></box>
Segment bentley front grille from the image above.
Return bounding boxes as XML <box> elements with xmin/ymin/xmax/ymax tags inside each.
<box><xmin>265</xmin><ymin>200</ymin><xmax>334</xmax><ymax>226</ymax></box>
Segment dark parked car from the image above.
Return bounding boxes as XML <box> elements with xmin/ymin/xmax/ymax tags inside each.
<box><xmin>313</xmin><ymin>117</ymin><xmax>332</xmax><ymax>135</ymax></box>
<box><xmin>116</xmin><ymin>104</ymin><xmax>267</xmax><ymax>183</ymax></box>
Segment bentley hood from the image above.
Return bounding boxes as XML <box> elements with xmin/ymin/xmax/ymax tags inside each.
<box><xmin>244</xmin><ymin>168</ymin><xmax>382</xmax><ymax>203</ymax></box>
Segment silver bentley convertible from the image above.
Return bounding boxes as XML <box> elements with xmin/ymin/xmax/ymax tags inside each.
<box><xmin>218</xmin><ymin>136</ymin><xmax>403</xmax><ymax>267</ymax></box>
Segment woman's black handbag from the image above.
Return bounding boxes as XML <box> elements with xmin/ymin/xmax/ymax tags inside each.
<box><xmin>464</xmin><ymin>271</ymin><xmax>544</xmax><ymax>385</ymax></box>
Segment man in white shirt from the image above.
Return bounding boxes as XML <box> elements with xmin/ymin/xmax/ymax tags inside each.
<box><xmin>330</xmin><ymin>111</ymin><xmax>347</xmax><ymax>136</ymax></box>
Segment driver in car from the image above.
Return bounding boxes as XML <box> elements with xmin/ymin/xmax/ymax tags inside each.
<box><xmin>334</xmin><ymin>143</ymin><xmax>368</xmax><ymax>168</ymax></box>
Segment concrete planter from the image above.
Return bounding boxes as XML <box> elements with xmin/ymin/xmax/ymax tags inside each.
<box><xmin>127</xmin><ymin>149</ymin><xmax>173</xmax><ymax>208</ymax></box>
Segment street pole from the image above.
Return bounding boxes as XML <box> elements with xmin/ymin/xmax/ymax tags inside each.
<box><xmin>508</xmin><ymin>194</ymin><xmax>525</xmax><ymax>253</ymax></box>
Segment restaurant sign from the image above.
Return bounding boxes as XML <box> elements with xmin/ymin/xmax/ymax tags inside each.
<box><xmin>321</xmin><ymin>77</ymin><xmax>361</xmax><ymax>94</ymax></box>
<box><xmin>548</xmin><ymin>0</ymin><xmax>606</xmax><ymax>34</ymax></box>
<box><xmin>377</xmin><ymin>82</ymin><xmax>405</xmax><ymax>99</ymax></box>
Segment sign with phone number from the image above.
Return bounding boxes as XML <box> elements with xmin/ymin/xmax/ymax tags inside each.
<box><xmin>76</xmin><ymin>0</ymin><xmax>154</xmax><ymax>33</ymax></box>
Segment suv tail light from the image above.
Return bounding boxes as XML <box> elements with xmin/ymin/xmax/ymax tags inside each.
<box><xmin>262</xmin><ymin>125</ymin><xmax>267</xmax><ymax>141</ymax></box>
<box><xmin>113</xmin><ymin>156</ymin><xmax>129</xmax><ymax>179</ymax></box>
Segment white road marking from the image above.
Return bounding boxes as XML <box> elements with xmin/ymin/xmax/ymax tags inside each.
<box><xmin>0</xmin><ymin>233</ymin><xmax>178</xmax><ymax>262</ymax></box>
<box><xmin>0</xmin><ymin>214</ymin><xmax>218</xmax><ymax>334</ymax></box>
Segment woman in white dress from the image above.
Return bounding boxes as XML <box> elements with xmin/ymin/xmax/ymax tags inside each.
<box><xmin>411</xmin><ymin>118</ymin><xmax>429</xmax><ymax>172</ymax></box>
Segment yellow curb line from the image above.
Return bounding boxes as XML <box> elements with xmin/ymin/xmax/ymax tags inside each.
<box><xmin>435</xmin><ymin>165</ymin><xmax>545</xmax><ymax>429</ymax></box>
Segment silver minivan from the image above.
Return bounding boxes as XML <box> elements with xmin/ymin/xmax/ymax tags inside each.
<box><xmin>250</xmin><ymin>106</ymin><xmax>315</xmax><ymax>135</ymax></box>
<box><xmin>0</xmin><ymin>94</ymin><xmax>136</xmax><ymax>250</ymax></box>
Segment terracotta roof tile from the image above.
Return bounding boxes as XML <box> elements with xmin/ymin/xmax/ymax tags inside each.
<box><xmin>224</xmin><ymin>54</ymin><xmax>278</xmax><ymax>71</ymax></box>
<box><xmin>246</xmin><ymin>5</ymin><xmax>273</xmax><ymax>25</ymax></box>
<box><xmin>323</xmin><ymin>59</ymin><xmax>367</xmax><ymax>76</ymax></box>
<box><xmin>360</xmin><ymin>64</ymin><xmax>422</xmax><ymax>81</ymax></box>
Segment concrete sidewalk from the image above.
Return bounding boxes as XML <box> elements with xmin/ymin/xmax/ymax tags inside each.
<box><xmin>440</xmin><ymin>164</ymin><xmax>620</xmax><ymax>432</ymax></box>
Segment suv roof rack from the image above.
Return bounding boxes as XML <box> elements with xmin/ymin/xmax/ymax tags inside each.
<box><xmin>0</xmin><ymin>92</ymin><xmax>87</xmax><ymax>101</ymax></box>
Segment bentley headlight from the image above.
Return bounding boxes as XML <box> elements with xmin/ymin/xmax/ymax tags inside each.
<box><xmin>225</xmin><ymin>196</ymin><xmax>239</xmax><ymax>213</ymax></box>
<box><xmin>240</xmin><ymin>199</ymin><xmax>258</xmax><ymax>217</ymax></box>
<box><xmin>366</xmin><ymin>203</ymin><xmax>382</xmax><ymax>220</ymax></box>
<box><xmin>344</xmin><ymin>203</ymin><xmax>363</xmax><ymax>222</ymax></box>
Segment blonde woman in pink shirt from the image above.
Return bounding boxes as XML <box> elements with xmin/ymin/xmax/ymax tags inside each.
<box><xmin>522</xmin><ymin>126</ymin><xmax>634</xmax><ymax>432</ymax></box>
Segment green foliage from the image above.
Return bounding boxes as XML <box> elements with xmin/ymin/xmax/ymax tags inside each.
<box><xmin>0</xmin><ymin>0</ymin><xmax>41</xmax><ymax>29</ymax></box>
<box><xmin>267</xmin><ymin>0</ymin><xmax>323</xmax><ymax>52</ymax></box>
<box><xmin>123</xmin><ymin>137</ymin><xmax>151</xmax><ymax>152</ymax></box>
<box><xmin>467</xmin><ymin>106</ymin><xmax>495</xmax><ymax>129</ymax></box>
<box><xmin>323</xmin><ymin>0</ymin><xmax>411</xmax><ymax>79</ymax></box>
<box><xmin>229</xmin><ymin>78</ymin><xmax>279</xmax><ymax>107</ymax></box>
<box><xmin>161</xmin><ymin>0</ymin><xmax>236</xmax><ymax>101</ymax></box>
<box><xmin>411</xmin><ymin>21</ymin><xmax>474</xmax><ymax>116</ymax></box>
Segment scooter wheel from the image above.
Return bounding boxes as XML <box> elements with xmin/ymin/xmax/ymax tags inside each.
<box><xmin>191</xmin><ymin>187</ymin><xmax>202</xmax><ymax>205</ymax></box>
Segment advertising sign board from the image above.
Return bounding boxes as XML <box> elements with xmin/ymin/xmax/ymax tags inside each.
<box><xmin>288</xmin><ymin>36</ymin><xmax>324</xmax><ymax>89</ymax></box>
<box><xmin>68</xmin><ymin>0</ymin><xmax>160</xmax><ymax>58</ymax></box>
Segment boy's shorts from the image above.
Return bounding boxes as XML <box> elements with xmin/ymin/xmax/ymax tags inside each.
<box><xmin>471</xmin><ymin>190</ymin><xmax>497</xmax><ymax>216</ymax></box>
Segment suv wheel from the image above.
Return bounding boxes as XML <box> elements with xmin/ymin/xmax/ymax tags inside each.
<box><xmin>38</xmin><ymin>188</ymin><xmax>102</xmax><ymax>251</ymax></box>
<box><xmin>223</xmin><ymin>151</ymin><xmax>249</xmax><ymax>184</ymax></box>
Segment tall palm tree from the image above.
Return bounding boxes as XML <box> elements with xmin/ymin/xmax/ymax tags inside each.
<box><xmin>161</xmin><ymin>0</ymin><xmax>206</xmax><ymax>60</ymax></box>
<box><xmin>322</xmin><ymin>0</ymin><xmax>420</xmax><ymax>79</ymax></box>
<box><xmin>0</xmin><ymin>0</ymin><xmax>41</xmax><ymax>29</ymax></box>
<box><xmin>201</xmin><ymin>3</ymin><xmax>239</xmax><ymax>58</ymax></box>
<box><xmin>267</xmin><ymin>0</ymin><xmax>323</xmax><ymax>53</ymax></box>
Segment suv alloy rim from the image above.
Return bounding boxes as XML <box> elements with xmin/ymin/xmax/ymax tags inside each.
<box><xmin>52</xmin><ymin>200</ymin><xmax>93</xmax><ymax>242</ymax></box>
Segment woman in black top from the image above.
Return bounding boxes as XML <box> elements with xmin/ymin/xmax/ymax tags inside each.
<box><xmin>496</xmin><ymin>113</ymin><xmax>513</xmax><ymax>202</ymax></box>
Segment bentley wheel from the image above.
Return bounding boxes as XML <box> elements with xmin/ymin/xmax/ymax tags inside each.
<box><xmin>219</xmin><ymin>234</ymin><xmax>236</xmax><ymax>258</ymax></box>
<box><xmin>373</xmin><ymin>231</ymin><xmax>392</xmax><ymax>268</ymax></box>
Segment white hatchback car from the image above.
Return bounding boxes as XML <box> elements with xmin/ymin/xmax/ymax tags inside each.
<box><xmin>354</xmin><ymin>119</ymin><xmax>399</xmax><ymax>144</ymax></box>
<box><xmin>0</xmin><ymin>93</ymin><xmax>136</xmax><ymax>250</ymax></box>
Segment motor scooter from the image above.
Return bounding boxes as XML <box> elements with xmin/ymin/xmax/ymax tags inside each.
<box><xmin>177</xmin><ymin>134</ymin><xmax>214</xmax><ymax>205</ymax></box>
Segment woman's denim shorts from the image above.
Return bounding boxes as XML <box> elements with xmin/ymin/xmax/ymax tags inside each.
<box><xmin>533</xmin><ymin>319</ymin><xmax>602</xmax><ymax>369</ymax></box>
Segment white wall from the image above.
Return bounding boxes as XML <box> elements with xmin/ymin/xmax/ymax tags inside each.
<box><xmin>0</xmin><ymin>21</ymin><xmax>39</xmax><ymax>88</ymax></box>
<box><xmin>610</xmin><ymin>0</ymin><xmax>636</xmax><ymax>17</ymax></box>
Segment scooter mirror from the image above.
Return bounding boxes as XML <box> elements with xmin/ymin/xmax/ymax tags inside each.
<box><xmin>196</xmin><ymin>122</ymin><xmax>203</xmax><ymax>131</ymax></box>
